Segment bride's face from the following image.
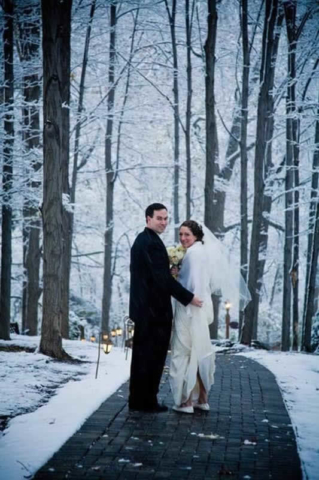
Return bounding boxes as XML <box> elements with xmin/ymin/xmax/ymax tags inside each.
<box><xmin>179</xmin><ymin>226</ymin><xmax>197</xmax><ymax>249</ymax></box>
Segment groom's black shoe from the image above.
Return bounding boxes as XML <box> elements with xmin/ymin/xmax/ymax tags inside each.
<box><xmin>129</xmin><ymin>402</ymin><xmax>168</xmax><ymax>413</ymax></box>
<box><xmin>150</xmin><ymin>403</ymin><xmax>168</xmax><ymax>413</ymax></box>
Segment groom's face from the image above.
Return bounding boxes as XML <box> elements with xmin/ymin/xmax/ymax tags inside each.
<box><xmin>146</xmin><ymin>209</ymin><xmax>168</xmax><ymax>234</ymax></box>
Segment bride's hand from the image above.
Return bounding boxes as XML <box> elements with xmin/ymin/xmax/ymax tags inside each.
<box><xmin>191</xmin><ymin>296</ymin><xmax>203</xmax><ymax>307</ymax></box>
<box><xmin>170</xmin><ymin>266</ymin><xmax>179</xmax><ymax>277</ymax></box>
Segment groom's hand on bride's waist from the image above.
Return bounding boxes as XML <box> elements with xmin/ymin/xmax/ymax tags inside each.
<box><xmin>190</xmin><ymin>296</ymin><xmax>203</xmax><ymax>307</ymax></box>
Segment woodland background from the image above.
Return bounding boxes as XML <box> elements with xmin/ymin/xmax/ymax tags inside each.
<box><xmin>0</xmin><ymin>0</ymin><xmax>318</xmax><ymax>358</ymax></box>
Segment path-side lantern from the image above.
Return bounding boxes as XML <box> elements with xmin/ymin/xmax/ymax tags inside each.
<box><xmin>125</xmin><ymin>317</ymin><xmax>134</xmax><ymax>337</ymax></box>
<box><xmin>225</xmin><ymin>301</ymin><xmax>231</xmax><ymax>313</ymax></box>
<box><xmin>124</xmin><ymin>316</ymin><xmax>135</xmax><ymax>360</ymax></box>
<box><xmin>225</xmin><ymin>301</ymin><xmax>231</xmax><ymax>339</ymax></box>
<box><xmin>90</xmin><ymin>335</ymin><xmax>96</xmax><ymax>342</ymax></box>
<box><xmin>95</xmin><ymin>333</ymin><xmax>113</xmax><ymax>380</ymax></box>
<box><xmin>111</xmin><ymin>328</ymin><xmax>116</xmax><ymax>338</ymax></box>
<box><xmin>116</xmin><ymin>325</ymin><xmax>123</xmax><ymax>336</ymax></box>
<box><xmin>103</xmin><ymin>339</ymin><xmax>113</xmax><ymax>355</ymax></box>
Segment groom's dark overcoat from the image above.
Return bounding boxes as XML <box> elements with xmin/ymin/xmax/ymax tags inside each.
<box><xmin>129</xmin><ymin>227</ymin><xmax>193</xmax><ymax>409</ymax></box>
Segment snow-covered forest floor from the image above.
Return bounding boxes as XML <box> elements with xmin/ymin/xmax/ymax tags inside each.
<box><xmin>0</xmin><ymin>335</ymin><xmax>131</xmax><ymax>480</ymax></box>
<box><xmin>0</xmin><ymin>335</ymin><xmax>318</xmax><ymax>480</ymax></box>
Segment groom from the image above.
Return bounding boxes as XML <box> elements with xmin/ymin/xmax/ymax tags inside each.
<box><xmin>128</xmin><ymin>203</ymin><xmax>202</xmax><ymax>412</ymax></box>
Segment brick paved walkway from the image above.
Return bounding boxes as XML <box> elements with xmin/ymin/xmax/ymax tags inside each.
<box><xmin>34</xmin><ymin>355</ymin><xmax>302</xmax><ymax>480</ymax></box>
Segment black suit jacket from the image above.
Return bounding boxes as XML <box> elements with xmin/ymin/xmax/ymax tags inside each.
<box><xmin>129</xmin><ymin>228</ymin><xmax>194</xmax><ymax>324</ymax></box>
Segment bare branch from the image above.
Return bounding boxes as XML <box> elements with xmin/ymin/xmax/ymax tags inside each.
<box><xmin>217</xmin><ymin>109</ymin><xmax>240</xmax><ymax>144</ymax></box>
<box><xmin>224</xmin><ymin>218</ymin><xmax>284</xmax><ymax>234</ymax></box>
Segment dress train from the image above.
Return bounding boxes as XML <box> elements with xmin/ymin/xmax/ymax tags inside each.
<box><xmin>170</xmin><ymin>301</ymin><xmax>215</xmax><ymax>406</ymax></box>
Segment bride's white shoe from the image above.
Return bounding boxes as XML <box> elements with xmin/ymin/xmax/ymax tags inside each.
<box><xmin>193</xmin><ymin>403</ymin><xmax>210</xmax><ymax>411</ymax></box>
<box><xmin>172</xmin><ymin>405</ymin><xmax>194</xmax><ymax>414</ymax></box>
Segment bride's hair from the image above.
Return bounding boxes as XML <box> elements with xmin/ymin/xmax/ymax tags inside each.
<box><xmin>180</xmin><ymin>220</ymin><xmax>204</xmax><ymax>243</ymax></box>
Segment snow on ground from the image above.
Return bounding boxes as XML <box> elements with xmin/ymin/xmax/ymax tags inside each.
<box><xmin>0</xmin><ymin>335</ymin><xmax>131</xmax><ymax>480</ymax></box>
<box><xmin>239</xmin><ymin>350</ymin><xmax>319</xmax><ymax>480</ymax></box>
<box><xmin>0</xmin><ymin>336</ymin><xmax>318</xmax><ymax>480</ymax></box>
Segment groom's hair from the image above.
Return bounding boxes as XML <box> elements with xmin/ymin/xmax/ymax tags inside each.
<box><xmin>145</xmin><ymin>203</ymin><xmax>167</xmax><ymax>219</ymax></box>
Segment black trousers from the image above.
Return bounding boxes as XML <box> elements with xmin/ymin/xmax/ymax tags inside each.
<box><xmin>129</xmin><ymin>317</ymin><xmax>172</xmax><ymax>408</ymax></box>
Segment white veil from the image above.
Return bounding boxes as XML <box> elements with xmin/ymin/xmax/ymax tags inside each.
<box><xmin>202</xmin><ymin>225</ymin><xmax>251</xmax><ymax>315</ymax></box>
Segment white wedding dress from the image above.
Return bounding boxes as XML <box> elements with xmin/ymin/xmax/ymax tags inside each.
<box><xmin>169</xmin><ymin>241</ymin><xmax>216</xmax><ymax>406</ymax></box>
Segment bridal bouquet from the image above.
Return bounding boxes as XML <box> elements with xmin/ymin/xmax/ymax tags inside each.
<box><xmin>167</xmin><ymin>245</ymin><xmax>186</xmax><ymax>278</ymax></box>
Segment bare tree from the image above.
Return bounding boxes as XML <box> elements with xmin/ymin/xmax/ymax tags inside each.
<box><xmin>281</xmin><ymin>1</ymin><xmax>315</xmax><ymax>351</ymax></box>
<box><xmin>101</xmin><ymin>3</ymin><xmax>140</xmax><ymax>335</ymax></box>
<box><xmin>208</xmin><ymin>0</ymin><xmax>263</xmax><ymax>241</ymax></box>
<box><xmin>71</xmin><ymin>0</ymin><xmax>96</xmax><ymax>202</ymax></box>
<box><xmin>0</xmin><ymin>0</ymin><xmax>14</xmax><ymax>341</ymax></box>
<box><xmin>165</xmin><ymin>0</ymin><xmax>180</xmax><ymax>241</ymax></box>
<box><xmin>58</xmin><ymin>0</ymin><xmax>97</xmax><ymax>338</ymax></box>
<box><xmin>16</xmin><ymin>0</ymin><xmax>42</xmax><ymax>336</ymax></box>
<box><xmin>202</xmin><ymin>0</ymin><xmax>257</xmax><ymax>339</ymax></box>
<box><xmin>208</xmin><ymin>1</ymin><xmax>263</xmax><ymax>241</ymax></box>
<box><xmin>238</xmin><ymin>0</ymin><xmax>250</xmax><ymax>334</ymax></box>
<box><xmin>204</xmin><ymin>0</ymin><xmax>219</xmax><ymax>339</ymax></box>
<box><xmin>60</xmin><ymin>0</ymin><xmax>73</xmax><ymax>339</ymax></box>
<box><xmin>185</xmin><ymin>0</ymin><xmax>193</xmax><ymax>220</ymax></box>
<box><xmin>39</xmin><ymin>0</ymin><xmax>72</xmax><ymax>359</ymax></box>
<box><xmin>204</xmin><ymin>0</ymin><xmax>218</xmax><ymax>232</ymax></box>
<box><xmin>252</xmin><ymin>9</ymin><xmax>283</xmax><ymax>340</ymax></box>
<box><xmin>281</xmin><ymin>0</ymin><xmax>298</xmax><ymax>351</ymax></box>
<box><xmin>101</xmin><ymin>1</ymin><xmax>118</xmax><ymax>336</ymax></box>
<box><xmin>302</xmin><ymin>105</ymin><xmax>319</xmax><ymax>351</ymax></box>
<box><xmin>241</xmin><ymin>0</ymin><xmax>280</xmax><ymax>345</ymax></box>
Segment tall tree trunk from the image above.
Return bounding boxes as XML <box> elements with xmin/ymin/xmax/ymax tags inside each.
<box><xmin>302</xmin><ymin>109</ymin><xmax>319</xmax><ymax>351</ymax></box>
<box><xmin>291</xmin><ymin>148</ymin><xmax>300</xmax><ymax>351</ymax></box>
<box><xmin>39</xmin><ymin>0</ymin><xmax>72</xmax><ymax>360</ymax></box>
<box><xmin>282</xmin><ymin>0</ymin><xmax>299</xmax><ymax>351</ymax></box>
<box><xmin>18</xmin><ymin>1</ymin><xmax>41</xmax><ymax>336</ymax></box>
<box><xmin>211</xmin><ymin>69</ymin><xmax>258</xmax><ymax>339</ymax></box>
<box><xmin>281</xmin><ymin>97</ymin><xmax>294</xmax><ymax>351</ymax></box>
<box><xmin>0</xmin><ymin>0</ymin><xmax>14</xmax><ymax>341</ymax></box>
<box><xmin>252</xmin><ymin>10</ymin><xmax>283</xmax><ymax>339</ymax></box>
<box><xmin>303</xmin><ymin>129</ymin><xmax>319</xmax><ymax>317</ymax></box>
<box><xmin>239</xmin><ymin>0</ymin><xmax>249</xmax><ymax>335</ymax></box>
<box><xmin>101</xmin><ymin>2</ymin><xmax>117</xmax><ymax>336</ymax></box>
<box><xmin>302</xmin><ymin>200</ymin><xmax>319</xmax><ymax>352</ymax></box>
<box><xmin>185</xmin><ymin>0</ymin><xmax>193</xmax><ymax>220</ymax></box>
<box><xmin>204</xmin><ymin>0</ymin><xmax>218</xmax><ymax>230</ymax></box>
<box><xmin>241</xmin><ymin>0</ymin><xmax>279</xmax><ymax>345</ymax></box>
<box><xmin>204</xmin><ymin>0</ymin><xmax>219</xmax><ymax>339</ymax></box>
<box><xmin>60</xmin><ymin>0</ymin><xmax>73</xmax><ymax>339</ymax></box>
<box><xmin>165</xmin><ymin>0</ymin><xmax>180</xmax><ymax>241</ymax></box>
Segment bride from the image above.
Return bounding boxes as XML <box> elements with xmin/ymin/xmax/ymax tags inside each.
<box><xmin>170</xmin><ymin>220</ymin><xmax>250</xmax><ymax>414</ymax></box>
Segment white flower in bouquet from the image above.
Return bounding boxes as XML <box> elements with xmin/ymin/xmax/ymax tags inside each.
<box><xmin>167</xmin><ymin>245</ymin><xmax>186</xmax><ymax>278</ymax></box>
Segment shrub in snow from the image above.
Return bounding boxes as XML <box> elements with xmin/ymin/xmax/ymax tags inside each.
<box><xmin>69</xmin><ymin>294</ymin><xmax>101</xmax><ymax>340</ymax></box>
